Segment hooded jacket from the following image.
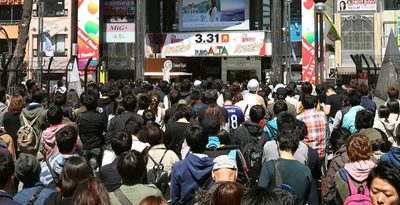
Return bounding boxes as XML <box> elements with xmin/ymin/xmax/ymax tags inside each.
<box><xmin>381</xmin><ymin>147</ymin><xmax>400</xmax><ymax>166</ymax></box>
<box><xmin>233</xmin><ymin>121</ymin><xmax>265</xmax><ymax>152</ymax></box>
<box><xmin>374</xmin><ymin>117</ymin><xmax>397</xmax><ymax>144</ymax></box>
<box><xmin>170</xmin><ymin>154</ymin><xmax>213</xmax><ymax>205</ymax></box>
<box><xmin>41</xmin><ymin>124</ymin><xmax>83</xmax><ymax>159</ymax></box>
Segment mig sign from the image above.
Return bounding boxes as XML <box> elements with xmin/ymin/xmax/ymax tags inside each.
<box><xmin>105</xmin><ymin>23</ymin><xmax>135</xmax><ymax>43</ymax></box>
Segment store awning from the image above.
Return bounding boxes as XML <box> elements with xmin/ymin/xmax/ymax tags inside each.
<box><xmin>144</xmin><ymin>72</ymin><xmax>192</xmax><ymax>76</ymax></box>
<box><xmin>337</xmin><ymin>67</ymin><xmax>356</xmax><ymax>75</ymax></box>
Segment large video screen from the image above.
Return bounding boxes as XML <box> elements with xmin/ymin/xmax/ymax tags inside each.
<box><xmin>179</xmin><ymin>0</ymin><xmax>249</xmax><ymax>31</ymax></box>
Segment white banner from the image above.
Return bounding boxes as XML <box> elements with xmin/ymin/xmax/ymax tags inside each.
<box><xmin>161</xmin><ymin>31</ymin><xmax>267</xmax><ymax>57</ymax></box>
<box><xmin>338</xmin><ymin>0</ymin><xmax>376</xmax><ymax>12</ymax></box>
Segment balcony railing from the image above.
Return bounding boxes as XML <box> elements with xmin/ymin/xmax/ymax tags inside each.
<box><xmin>33</xmin><ymin>49</ymin><xmax>68</xmax><ymax>57</ymax></box>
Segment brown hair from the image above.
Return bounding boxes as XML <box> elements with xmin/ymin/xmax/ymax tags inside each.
<box><xmin>210</xmin><ymin>182</ymin><xmax>245</xmax><ymax>205</ymax></box>
<box><xmin>387</xmin><ymin>86</ymin><xmax>399</xmax><ymax>99</ymax></box>
<box><xmin>139</xmin><ymin>196</ymin><xmax>168</xmax><ymax>205</ymax></box>
<box><xmin>8</xmin><ymin>95</ymin><xmax>26</xmax><ymax>114</ymax></box>
<box><xmin>73</xmin><ymin>176</ymin><xmax>110</xmax><ymax>205</ymax></box>
<box><xmin>346</xmin><ymin>134</ymin><xmax>372</xmax><ymax>162</ymax></box>
<box><xmin>149</xmin><ymin>91</ymin><xmax>160</xmax><ymax>115</ymax></box>
<box><xmin>204</xmin><ymin>103</ymin><xmax>226</xmax><ymax>123</ymax></box>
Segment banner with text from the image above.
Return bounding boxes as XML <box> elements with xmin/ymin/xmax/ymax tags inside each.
<box><xmin>77</xmin><ymin>0</ymin><xmax>99</xmax><ymax>81</ymax></box>
<box><xmin>337</xmin><ymin>0</ymin><xmax>376</xmax><ymax>12</ymax></box>
<box><xmin>398</xmin><ymin>16</ymin><xmax>400</xmax><ymax>46</ymax></box>
<box><xmin>302</xmin><ymin>0</ymin><xmax>315</xmax><ymax>82</ymax></box>
<box><xmin>161</xmin><ymin>31</ymin><xmax>267</xmax><ymax>57</ymax></box>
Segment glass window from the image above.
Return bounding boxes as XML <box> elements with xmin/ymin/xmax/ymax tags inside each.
<box><xmin>384</xmin><ymin>0</ymin><xmax>400</xmax><ymax>10</ymax></box>
<box><xmin>0</xmin><ymin>6</ymin><xmax>12</xmax><ymax>21</ymax></box>
<box><xmin>341</xmin><ymin>15</ymin><xmax>374</xmax><ymax>51</ymax></box>
<box><xmin>43</xmin><ymin>0</ymin><xmax>66</xmax><ymax>17</ymax></box>
<box><xmin>32</xmin><ymin>34</ymin><xmax>67</xmax><ymax>57</ymax></box>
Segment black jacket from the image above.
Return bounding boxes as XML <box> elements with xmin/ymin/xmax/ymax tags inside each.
<box><xmin>108</xmin><ymin>111</ymin><xmax>144</xmax><ymax>135</ymax></box>
<box><xmin>233</xmin><ymin>121</ymin><xmax>265</xmax><ymax>152</ymax></box>
<box><xmin>77</xmin><ymin>110</ymin><xmax>107</xmax><ymax>150</ymax></box>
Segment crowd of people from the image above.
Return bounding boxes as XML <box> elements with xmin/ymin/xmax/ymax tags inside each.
<box><xmin>0</xmin><ymin>77</ymin><xmax>400</xmax><ymax>205</ymax></box>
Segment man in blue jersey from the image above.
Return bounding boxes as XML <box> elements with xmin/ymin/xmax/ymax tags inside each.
<box><xmin>223</xmin><ymin>89</ymin><xmax>244</xmax><ymax>131</ymax></box>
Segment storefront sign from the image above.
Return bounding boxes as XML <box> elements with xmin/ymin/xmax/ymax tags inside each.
<box><xmin>105</xmin><ymin>23</ymin><xmax>135</xmax><ymax>43</ymax></box>
<box><xmin>302</xmin><ymin>0</ymin><xmax>316</xmax><ymax>82</ymax></box>
<box><xmin>77</xmin><ymin>0</ymin><xmax>99</xmax><ymax>80</ymax></box>
<box><xmin>337</xmin><ymin>0</ymin><xmax>376</xmax><ymax>12</ymax></box>
<box><xmin>0</xmin><ymin>0</ymin><xmax>22</xmax><ymax>5</ymax></box>
<box><xmin>179</xmin><ymin>0</ymin><xmax>249</xmax><ymax>31</ymax></box>
<box><xmin>161</xmin><ymin>31</ymin><xmax>267</xmax><ymax>57</ymax></box>
<box><xmin>104</xmin><ymin>0</ymin><xmax>135</xmax><ymax>23</ymax></box>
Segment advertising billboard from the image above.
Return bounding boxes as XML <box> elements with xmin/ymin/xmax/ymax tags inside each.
<box><xmin>179</xmin><ymin>0</ymin><xmax>249</xmax><ymax>31</ymax></box>
<box><xmin>337</xmin><ymin>0</ymin><xmax>377</xmax><ymax>12</ymax></box>
<box><xmin>77</xmin><ymin>0</ymin><xmax>99</xmax><ymax>80</ymax></box>
<box><xmin>161</xmin><ymin>31</ymin><xmax>267</xmax><ymax>57</ymax></box>
<box><xmin>302</xmin><ymin>0</ymin><xmax>316</xmax><ymax>82</ymax></box>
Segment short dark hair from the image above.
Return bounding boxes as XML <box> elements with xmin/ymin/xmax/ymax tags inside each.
<box><xmin>169</xmin><ymin>90</ymin><xmax>181</xmax><ymax>105</ymax></box>
<box><xmin>123</xmin><ymin>94</ymin><xmax>137</xmax><ymax>112</ymax></box>
<box><xmin>223</xmin><ymin>89</ymin><xmax>234</xmax><ymax>101</ymax></box>
<box><xmin>357</xmin><ymin>84</ymin><xmax>369</xmax><ymax>96</ymax></box>
<box><xmin>277</xmin><ymin>111</ymin><xmax>297</xmax><ymax>131</ymax></box>
<box><xmin>0</xmin><ymin>153</ymin><xmax>14</xmax><ymax>189</ymax></box>
<box><xmin>181</xmin><ymin>79</ymin><xmax>191</xmax><ymax>92</ymax></box>
<box><xmin>378</xmin><ymin>105</ymin><xmax>390</xmax><ymax>119</ymax></box>
<box><xmin>387</xmin><ymin>86</ymin><xmax>399</xmax><ymax>99</ymax></box>
<box><xmin>145</xmin><ymin>123</ymin><xmax>164</xmax><ymax>145</ymax></box>
<box><xmin>277</xmin><ymin>129</ymin><xmax>299</xmax><ymax>153</ymax></box>
<box><xmin>301</xmin><ymin>94</ymin><xmax>316</xmax><ymax>109</ymax></box>
<box><xmin>137</xmin><ymin>94</ymin><xmax>151</xmax><ymax>110</ymax></box>
<box><xmin>201</xmin><ymin>116</ymin><xmax>220</xmax><ymax>136</ymax></box>
<box><xmin>142</xmin><ymin>109</ymin><xmax>156</xmax><ymax>123</ymax></box>
<box><xmin>31</xmin><ymin>88</ymin><xmax>45</xmax><ymax>103</ymax></box>
<box><xmin>54</xmin><ymin>93</ymin><xmax>67</xmax><ymax>107</ymax></box>
<box><xmin>204</xmin><ymin>89</ymin><xmax>219</xmax><ymax>104</ymax></box>
<box><xmin>124</xmin><ymin>117</ymin><xmax>141</xmax><ymax>135</ymax></box>
<box><xmin>273</xmin><ymin>100</ymin><xmax>288</xmax><ymax>116</ymax></box>
<box><xmin>61</xmin><ymin>156</ymin><xmax>93</xmax><ymax>197</ymax></box>
<box><xmin>249</xmin><ymin>105</ymin><xmax>265</xmax><ymax>123</ymax></box>
<box><xmin>367</xmin><ymin>161</ymin><xmax>400</xmax><ymax>195</ymax></box>
<box><xmin>330</xmin><ymin>127</ymin><xmax>351</xmax><ymax>152</ymax></box>
<box><xmin>80</xmin><ymin>91</ymin><xmax>98</xmax><ymax>110</ymax></box>
<box><xmin>47</xmin><ymin>104</ymin><xmax>63</xmax><ymax>125</ymax></box>
<box><xmin>175</xmin><ymin>104</ymin><xmax>191</xmax><ymax>121</ymax></box>
<box><xmin>387</xmin><ymin>98</ymin><xmax>400</xmax><ymax>113</ymax></box>
<box><xmin>241</xmin><ymin>186</ymin><xmax>282</xmax><ymax>205</ymax></box>
<box><xmin>56</xmin><ymin>125</ymin><xmax>78</xmax><ymax>154</ymax></box>
<box><xmin>347</xmin><ymin>90</ymin><xmax>362</xmax><ymax>106</ymax></box>
<box><xmin>111</xmin><ymin>131</ymin><xmax>133</xmax><ymax>156</ymax></box>
<box><xmin>396</xmin><ymin>124</ymin><xmax>400</xmax><ymax>145</ymax></box>
<box><xmin>117</xmin><ymin>150</ymin><xmax>146</xmax><ymax>185</ymax></box>
<box><xmin>26</xmin><ymin>79</ymin><xmax>36</xmax><ymax>90</ymax></box>
<box><xmin>185</xmin><ymin>123</ymin><xmax>208</xmax><ymax>153</ymax></box>
<box><xmin>295</xmin><ymin>120</ymin><xmax>308</xmax><ymax>141</ymax></box>
<box><xmin>301</xmin><ymin>81</ymin><xmax>313</xmax><ymax>94</ymax></box>
<box><xmin>355</xmin><ymin>110</ymin><xmax>374</xmax><ymax>130</ymax></box>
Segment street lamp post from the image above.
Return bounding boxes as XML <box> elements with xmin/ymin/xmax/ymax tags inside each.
<box><xmin>283</xmin><ymin>0</ymin><xmax>292</xmax><ymax>84</ymax></box>
<box><xmin>314</xmin><ymin>3</ymin><xmax>326</xmax><ymax>86</ymax></box>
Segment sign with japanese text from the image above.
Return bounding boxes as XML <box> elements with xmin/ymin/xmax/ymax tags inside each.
<box><xmin>337</xmin><ymin>0</ymin><xmax>377</xmax><ymax>12</ymax></box>
<box><xmin>105</xmin><ymin>23</ymin><xmax>135</xmax><ymax>43</ymax></box>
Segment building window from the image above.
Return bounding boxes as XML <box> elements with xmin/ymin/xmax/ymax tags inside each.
<box><xmin>384</xmin><ymin>0</ymin><xmax>400</xmax><ymax>10</ymax></box>
<box><xmin>33</xmin><ymin>34</ymin><xmax>68</xmax><ymax>57</ymax></box>
<box><xmin>341</xmin><ymin>15</ymin><xmax>374</xmax><ymax>51</ymax></box>
<box><xmin>263</xmin><ymin>0</ymin><xmax>271</xmax><ymax>30</ymax></box>
<box><xmin>33</xmin><ymin>0</ymin><xmax>67</xmax><ymax>17</ymax></box>
<box><xmin>0</xmin><ymin>5</ymin><xmax>22</xmax><ymax>23</ymax></box>
<box><xmin>0</xmin><ymin>39</ymin><xmax>17</xmax><ymax>55</ymax></box>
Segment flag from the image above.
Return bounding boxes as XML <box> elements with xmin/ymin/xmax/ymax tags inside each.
<box><xmin>323</xmin><ymin>12</ymin><xmax>341</xmax><ymax>42</ymax></box>
<box><xmin>68</xmin><ymin>58</ymin><xmax>83</xmax><ymax>96</ymax></box>
<box><xmin>41</xmin><ymin>34</ymin><xmax>54</xmax><ymax>57</ymax></box>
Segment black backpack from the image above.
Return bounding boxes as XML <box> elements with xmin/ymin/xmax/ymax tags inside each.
<box><xmin>147</xmin><ymin>149</ymin><xmax>169</xmax><ymax>193</ymax></box>
<box><xmin>242</xmin><ymin>130</ymin><xmax>268</xmax><ymax>187</ymax></box>
<box><xmin>271</xmin><ymin>160</ymin><xmax>297</xmax><ymax>205</ymax></box>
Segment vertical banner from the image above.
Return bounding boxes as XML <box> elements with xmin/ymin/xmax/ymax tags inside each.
<box><xmin>77</xmin><ymin>0</ymin><xmax>100</xmax><ymax>81</ymax></box>
<box><xmin>398</xmin><ymin>16</ymin><xmax>400</xmax><ymax>46</ymax></box>
<box><xmin>302</xmin><ymin>0</ymin><xmax>315</xmax><ymax>82</ymax></box>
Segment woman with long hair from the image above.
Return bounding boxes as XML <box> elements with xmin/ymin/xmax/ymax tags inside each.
<box><xmin>149</xmin><ymin>92</ymin><xmax>165</xmax><ymax>130</ymax></box>
<box><xmin>73</xmin><ymin>176</ymin><xmax>110</xmax><ymax>205</ymax></box>
<box><xmin>3</xmin><ymin>95</ymin><xmax>26</xmax><ymax>151</ymax></box>
<box><xmin>208</xmin><ymin>0</ymin><xmax>217</xmax><ymax>22</ymax></box>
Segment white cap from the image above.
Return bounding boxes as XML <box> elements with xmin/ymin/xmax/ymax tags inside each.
<box><xmin>194</xmin><ymin>80</ymin><xmax>202</xmax><ymax>87</ymax></box>
<box><xmin>273</xmin><ymin>83</ymin><xmax>285</xmax><ymax>93</ymax></box>
<box><xmin>247</xmin><ymin>79</ymin><xmax>259</xmax><ymax>92</ymax></box>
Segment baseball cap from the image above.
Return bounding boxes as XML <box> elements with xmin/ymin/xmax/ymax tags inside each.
<box><xmin>194</xmin><ymin>80</ymin><xmax>202</xmax><ymax>87</ymax></box>
<box><xmin>213</xmin><ymin>155</ymin><xmax>238</xmax><ymax>171</ymax></box>
<box><xmin>247</xmin><ymin>79</ymin><xmax>259</xmax><ymax>92</ymax></box>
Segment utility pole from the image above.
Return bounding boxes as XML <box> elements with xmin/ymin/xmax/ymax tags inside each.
<box><xmin>135</xmin><ymin>0</ymin><xmax>146</xmax><ymax>80</ymax></box>
<box><xmin>38</xmin><ymin>0</ymin><xmax>44</xmax><ymax>88</ymax></box>
<box><xmin>271</xmin><ymin>0</ymin><xmax>282</xmax><ymax>83</ymax></box>
<box><xmin>283</xmin><ymin>0</ymin><xmax>291</xmax><ymax>84</ymax></box>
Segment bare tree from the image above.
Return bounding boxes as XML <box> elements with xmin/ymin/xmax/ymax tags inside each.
<box><xmin>7</xmin><ymin>0</ymin><xmax>33</xmax><ymax>88</ymax></box>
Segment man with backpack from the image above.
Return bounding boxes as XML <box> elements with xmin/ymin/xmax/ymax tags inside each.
<box><xmin>18</xmin><ymin>88</ymin><xmax>49</xmax><ymax>157</ymax></box>
<box><xmin>258</xmin><ymin>123</ymin><xmax>312</xmax><ymax>205</ymax></box>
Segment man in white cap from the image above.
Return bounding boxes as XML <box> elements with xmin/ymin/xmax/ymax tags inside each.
<box><xmin>212</xmin><ymin>155</ymin><xmax>238</xmax><ymax>183</ymax></box>
<box><xmin>243</xmin><ymin>79</ymin><xmax>266</xmax><ymax>121</ymax></box>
